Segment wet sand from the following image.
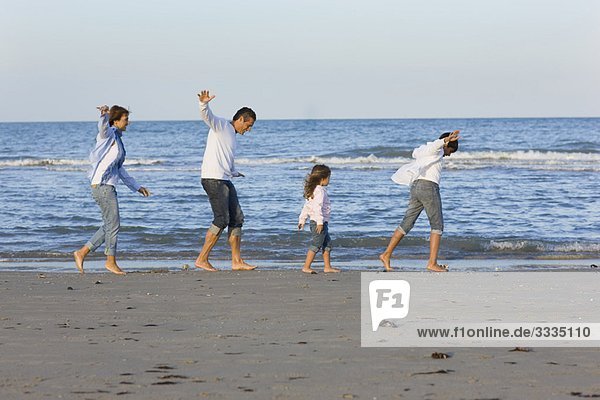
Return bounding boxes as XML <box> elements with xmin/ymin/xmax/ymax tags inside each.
<box><xmin>0</xmin><ymin>270</ymin><xmax>599</xmax><ymax>399</ymax></box>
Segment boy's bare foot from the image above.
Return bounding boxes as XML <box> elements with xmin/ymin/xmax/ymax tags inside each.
<box><xmin>426</xmin><ymin>264</ymin><xmax>448</xmax><ymax>272</ymax></box>
<box><xmin>302</xmin><ymin>268</ymin><xmax>317</xmax><ymax>274</ymax></box>
<box><xmin>105</xmin><ymin>264</ymin><xmax>126</xmax><ymax>275</ymax></box>
<box><xmin>324</xmin><ymin>267</ymin><xmax>341</xmax><ymax>273</ymax></box>
<box><xmin>379</xmin><ymin>253</ymin><xmax>393</xmax><ymax>272</ymax></box>
<box><xmin>195</xmin><ymin>260</ymin><xmax>218</xmax><ymax>272</ymax></box>
<box><xmin>232</xmin><ymin>260</ymin><xmax>257</xmax><ymax>271</ymax></box>
<box><xmin>73</xmin><ymin>251</ymin><xmax>84</xmax><ymax>274</ymax></box>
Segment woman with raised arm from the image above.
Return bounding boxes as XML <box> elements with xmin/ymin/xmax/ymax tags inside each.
<box><xmin>73</xmin><ymin>105</ymin><xmax>150</xmax><ymax>275</ymax></box>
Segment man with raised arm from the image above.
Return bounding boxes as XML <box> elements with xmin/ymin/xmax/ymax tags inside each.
<box><xmin>195</xmin><ymin>90</ymin><xmax>257</xmax><ymax>272</ymax></box>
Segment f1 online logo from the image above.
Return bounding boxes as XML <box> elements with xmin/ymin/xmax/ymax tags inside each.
<box><xmin>369</xmin><ymin>280</ymin><xmax>411</xmax><ymax>331</ymax></box>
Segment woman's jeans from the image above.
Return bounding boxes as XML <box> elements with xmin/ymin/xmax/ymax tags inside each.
<box><xmin>309</xmin><ymin>221</ymin><xmax>332</xmax><ymax>253</ymax></box>
<box><xmin>201</xmin><ymin>179</ymin><xmax>244</xmax><ymax>237</ymax></box>
<box><xmin>86</xmin><ymin>184</ymin><xmax>120</xmax><ymax>256</ymax></box>
<box><xmin>398</xmin><ymin>179</ymin><xmax>444</xmax><ymax>236</ymax></box>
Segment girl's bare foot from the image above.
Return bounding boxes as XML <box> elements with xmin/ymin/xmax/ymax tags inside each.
<box><xmin>379</xmin><ymin>253</ymin><xmax>393</xmax><ymax>272</ymax></box>
<box><xmin>302</xmin><ymin>268</ymin><xmax>317</xmax><ymax>274</ymax></box>
<box><xmin>73</xmin><ymin>251</ymin><xmax>85</xmax><ymax>274</ymax></box>
<box><xmin>195</xmin><ymin>259</ymin><xmax>218</xmax><ymax>272</ymax></box>
<box><xmin>426</xmin><ymin>264</ymin><xmax>448</xmax><ymax>272</ymax></box>
<box><xmin>105</xmin><ymin>264</ymin><xmax>126</xmax><ymax>275</ymax></box>
<box><xmin>324</xmin><ymin>267</ymin><xmax>340</xmax><ymax>273</ymax></box>
<box><xmin>232</xmin><ymin>260</ymin><xmax>257</xmax><ymax>271</ymax></box>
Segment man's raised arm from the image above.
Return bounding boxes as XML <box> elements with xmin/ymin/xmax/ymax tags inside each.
<box><xmin>197</xmin><ymin>90</ymin><xmax>221</xmax><ymax>131</ymax></box>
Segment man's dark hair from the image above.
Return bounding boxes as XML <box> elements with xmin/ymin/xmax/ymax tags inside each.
<box><xmin>439</xmin><ymin>132</ymin><xmax>458</xmax><ymax>152</ymax></box>
<box><xmin>109</xmin><ymin>105</ymin><xmax>129</xmax><ymax>126</ymax></box>
<box><xmin>232</xmin><ymin>107</ymin><xmax>256</xmax><ymax>122</ymax></box>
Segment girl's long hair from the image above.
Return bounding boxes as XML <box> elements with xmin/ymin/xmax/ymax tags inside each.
<box><xmin>303</xmin><ymin>164</ymin><xmax>331</xmax><ymax>199</ymax></box>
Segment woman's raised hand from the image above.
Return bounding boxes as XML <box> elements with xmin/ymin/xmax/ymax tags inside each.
<box><xmin>96</xmin><ymin>105</ymin><xmax>109</xmax><ymax>116</ymax></box>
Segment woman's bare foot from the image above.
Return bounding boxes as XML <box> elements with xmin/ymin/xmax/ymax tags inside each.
<box><xmin>105</xmin><ymin>264</ymin><xmax>126</xmax><ymax>275</ymax></box>
<box><xmin>232</xmin><ymin>260</ymin><xmax>257</xmax><ymax>271</ymax></box>
<box><xmin>73</xmin><ymin>251</ymin><xmax>85</xmax><ymax>274</ymax></box>
<box><xmin>379</xmin><ymin>253</ymin><xmax>393</xmax><ymax>272</ymax></box>
<box><xmin>195</xmin><ymin>259</ymin><xmax>218</xmax><ymax>272</ymax></box>
<box><xmin>302</xmin><ymin>268</ymin><xmax>317</xmax><ymax>274</ymax></box>
<box><xmin>324</xmin><ymin>267</ymin><xmax>341</xmax><ymax>273</ymax></box>
<box><xmin>426</xmin><ymin>264</ymin><xmax>448</xmax><ymax>272</ymax></box>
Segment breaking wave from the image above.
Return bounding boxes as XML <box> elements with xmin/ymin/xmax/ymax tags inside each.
<box><xmin>236</xmin><ymin>151</ymin><xmax>600</xmax><ymax>172</ymax></box>
<box><xmin>0</xmin><ymin>158</ymin><xmax>164</xmax><ymax>168</ymax></box>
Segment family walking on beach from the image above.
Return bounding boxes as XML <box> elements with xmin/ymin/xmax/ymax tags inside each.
<box><xmin>73</xmin><ymin>90</ymin><xmax>460</xmax><ymax>275</ymax></box>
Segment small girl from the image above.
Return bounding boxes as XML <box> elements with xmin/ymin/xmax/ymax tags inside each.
<box><xmin>298</xmin><ymin>164</ymin><xmax>340</xmax><ymax>274</ymax></box>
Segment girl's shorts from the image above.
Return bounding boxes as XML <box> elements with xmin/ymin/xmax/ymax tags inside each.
<box><xmin>309</xmin><ymin>221</ymin><xmax>331</xmax><ymax>253</ymax></box>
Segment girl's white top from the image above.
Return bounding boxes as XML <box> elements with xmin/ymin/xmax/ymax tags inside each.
<box><xmin>299</xmin><ymin>185</ymin><xmax>331</xmax><ymax>225</ymax></box>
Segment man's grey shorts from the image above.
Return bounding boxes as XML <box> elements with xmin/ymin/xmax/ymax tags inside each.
<box><xmin>398</xmin><ymin>179</ymin><xmax>443</xmax><ymax>235</ymax></box>
<box><xmin>201</xmin><ymin>178</ymin><xmax>244</xmax><ymax>236</ymax></box>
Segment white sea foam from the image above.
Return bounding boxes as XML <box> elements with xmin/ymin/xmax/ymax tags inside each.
<box><xmin>122</xmin><ymin>159</ymin><xmax>163</xmax><ymax>166</ymax></box>
<box><xmin>0</xmin><ymin>158</ymin><xmax>163</xmax><ymax>168</ymax></box>
<box><xmin>236</xmin><ymin>154</ymin><xmax>410</xmax><ymax>166</ymax></box>
<box><xmin>2</xmin><ymin>151</ymin><xmax>597</xmax><ymax>172</ymax></box>
<box><xmin>237</xmin><ymin>151</ymin><xmax>600</xmax><ymax>172</ymax></box>
<box><xmin>550</xmin><ymin>242</ymin><xmax>600</xmax><ymax>253</ymax></box>
<box><xmin>0</xmin><ymin>158</ymin><xmax>88</xmax><ymax>167</ymax></box>
<box><xmin>446</xmin><ymin>150</ymin><xmax>600</xmax><ymax>171</ymax></box>
<box><xmin>487</xmin><ymin>240</ymin><xmax>600</xmax><ymax>253</ymax></box>
<box><xmin>453</xmin><ymin>150</ymin><xmax>600</xmax><ymax>162</ymax></box>
<box><xmin>487</xmin><ymin>240</ymin><xmax>544</xmax><ymax>251</ymax></box>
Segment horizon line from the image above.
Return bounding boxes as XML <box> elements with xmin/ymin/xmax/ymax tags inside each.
<box><xmin>1</xmin><ymin>115</ymin><xmax>599</xmax><ymax>124</ymax></box>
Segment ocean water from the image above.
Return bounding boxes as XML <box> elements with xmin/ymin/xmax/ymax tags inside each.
<box><xmin>0</xmin><ymin>117</ymin><xmax>599</xmax><ymax>271</ymax></box>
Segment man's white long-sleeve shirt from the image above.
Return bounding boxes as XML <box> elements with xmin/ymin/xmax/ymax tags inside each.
<box><xmin>391</xmin><ymin>139</ymin><xmax>446</xmax><ymax>186</ymax></box>
<box><xmin>299</xmin><ymin>185</ymin><xmax>331</xmax><ymax>225</ymax></box>
<box><xmin>200</xmin><ymin>102</ymin><xmax>240</xmax><ymax>180</ymax></box>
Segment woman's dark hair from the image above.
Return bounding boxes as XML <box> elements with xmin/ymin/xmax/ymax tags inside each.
<box><xmin>304</xmin><ymin>164</ymin><xmax>331</xmax><ymax>199</ymax></box>
<box><xmin>109</xmin><ymin>105</ymin><xmax>130</xmax><ymax>126</ymax></box>
<box><xmin>232</xmin><ymin>107</ymin><xmax>256</xmax><ymax>122</ymax></box>
<box><xmin>439</xmin><ymin>132</ymin><xmax>458</xmax><ymax>152</ymax></box>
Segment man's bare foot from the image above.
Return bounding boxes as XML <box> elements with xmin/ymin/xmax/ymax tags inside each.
<box><xmin>426</xmin><ymin>264</ymin><xmax>448</xmax><ymax>272</ymax></box>
<box><xmin>195</xmin><ymin>260</ymin><xmax>218</xmax><ymax>272</ymax></box>
<box><xmin>73</xmin><ymin>251</ymin><xmax>84</xmax><ymax>274</ymax></box>
<box><xmin>379</xmin><ymin>253</ymin><xmax>393</xmax><ymax>272</ymax></box>
<box><xmin>232</xmin><ymin>261</ymin><xmax>257</xmax><ymax>271</ymax></box>
<box><xmin>302</xmin><ymin>268</ymin><xmax>317</xmax><ymax>274</ymax></box>
<box><xmin>105</xmin><ymin>264</ymin><xmax>126</xmax><ymax>275</ymax></box>
<box><xmin>324</xmin><ymin>267</ymin><xmax>341</xmax><ymax>273</ymax></box>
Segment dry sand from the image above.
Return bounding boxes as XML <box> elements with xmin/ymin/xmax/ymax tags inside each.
<box><xmin>0</xmin><ymin>270</ymin><xmax>599</xmax><ymax>399</ymax></box>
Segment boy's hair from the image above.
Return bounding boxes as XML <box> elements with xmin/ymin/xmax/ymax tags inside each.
<box><xmin>109</xmin><ymin>105</ymin><xmax>130</xmax><ymax>126</ymax></box>
<box><xmin>439</xmin><ymin>132</ymin><xmax>458</xmax><ymax>152</ymax></box>
<box><xmin>232</xmin><ymin>107</ymin><xmax>256</xmax><ymax>122</ymax></box>
<box><xmin>304</xmin><ymin>164</ymin><xmax>331</xmax><ymax>199</ymax></box>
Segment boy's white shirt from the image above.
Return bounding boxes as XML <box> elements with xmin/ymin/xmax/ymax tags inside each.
<box><xmin>299</xmin><ymin>185</ymin><xmax>331</xmax><ymax>225</ymax></box>
<box><xmin>391</xmin><ymin>138</ymin><xmax>446</xmax><ymax>186</ymax></box>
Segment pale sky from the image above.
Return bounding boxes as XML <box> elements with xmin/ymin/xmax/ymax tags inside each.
<box><xmin>1</xmin><ymin>0</ymin><xmax>599</xmax><ymax>121</ymax></box>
